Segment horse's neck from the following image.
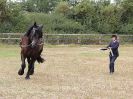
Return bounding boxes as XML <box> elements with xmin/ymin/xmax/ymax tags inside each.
<box><xmin>21</xmin><ymin>36</ymin><xmax>30</xmax><ymax>45</ymax></box>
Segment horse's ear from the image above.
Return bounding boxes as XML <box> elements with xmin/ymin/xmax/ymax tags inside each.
<box><xmin>34</xmin><ymin>22</ymin><xmax>37</xmax><ymax>26</ymax></box>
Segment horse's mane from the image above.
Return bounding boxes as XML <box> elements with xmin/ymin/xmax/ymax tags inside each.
<box><xmin>25</xmin><ymin>22</ymin><xmax>38</xmax><ymax>36</ymax></box>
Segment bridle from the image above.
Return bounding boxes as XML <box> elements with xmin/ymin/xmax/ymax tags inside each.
<box><xmin>20</xmin><ymin>38</ymin><xmax>44</xmax><ymax>48</ymax></box>
<box><xmin>20</xmin><ymin>26</ymin><xmax>44</xmax><ymax>48</ymax></box>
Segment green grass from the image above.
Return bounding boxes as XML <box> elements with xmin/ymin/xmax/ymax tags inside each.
<box><xmin>0</xmin><ymin>43</ymin><xmax>132</xmax><ymax>58</ymax></box>
<box><xmin>0</xmin><ymin>44</ymin><xmax>19</xmax><ymax>58</ymax></box>
<box><xmin>0</xmin><ymin>50</ymin><xmax>18</xmax><ymax>58</ymax></box>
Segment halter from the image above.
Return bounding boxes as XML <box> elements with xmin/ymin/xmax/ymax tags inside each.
<box><xmin>20</xmin><ymin>38</ymin><xmax>44</xmax><ymax>48</ymax></box>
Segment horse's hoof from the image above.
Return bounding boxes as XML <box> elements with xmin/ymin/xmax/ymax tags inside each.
<box><xmin>25</xmin><ymin>76</ymin><xmax>30</xmax><ymax>80</ymax></box>
<box><xmin>18</xmin><ymin>69</ymin><xmax>24</xmax><ymax>75</ymax></box>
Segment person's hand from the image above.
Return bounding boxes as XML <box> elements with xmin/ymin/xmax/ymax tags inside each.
<box><xmin>108</xmin><ymin>47</ymin><xmax>112</xmax><ymax>49</ymax></box>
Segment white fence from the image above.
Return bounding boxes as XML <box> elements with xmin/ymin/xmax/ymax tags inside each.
<box><xmin>0</xmin><ymin>33</ymin><xmax>133</xmax><ymax>44</ymax></box>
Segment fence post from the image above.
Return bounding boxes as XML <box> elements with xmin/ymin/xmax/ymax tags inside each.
<box><xmin>77</xmin><ymin>36</ymin><xmax>81</xmax><ymax>44</ymax></box>
<box><xmin>8</xmin><ymin>34</ymin><xmax>11</xmax><ymax>44</ymax></box>
<box><xmin>57</xmin><ymin>36</ymin><xmax>60</xmax><ymax>44</ymax></box>
<box><xmin>99</xmin><ymin>34</ymin><xmax>102</xmax><ymax>44</ymax></box>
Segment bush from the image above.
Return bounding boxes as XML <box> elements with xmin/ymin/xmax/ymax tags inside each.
<box><xmin>119</xmin><ymin>24</ymin><xmax>133</xmax><ymax>34</ymax></box>
<box><xmin>0</xmin><ymin>2</ymin><xmax>29</xmax><ymax>33</ymax></box>
<box><xmin>25</xmin><ymin>12</ymin><xmax>85</xmax><ymax>34</ymax></box>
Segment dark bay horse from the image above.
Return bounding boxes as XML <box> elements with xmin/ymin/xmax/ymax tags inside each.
<box><xmin>18</xmin><ymin>22</ymin><xmax>44</xmax><ymax>79</ymax></box>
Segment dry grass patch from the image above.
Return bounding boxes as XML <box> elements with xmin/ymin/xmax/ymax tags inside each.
<box><xmin>0</xmin><ymin>45</ymin><xmax>132</xmax><ymax>99</ymax></box>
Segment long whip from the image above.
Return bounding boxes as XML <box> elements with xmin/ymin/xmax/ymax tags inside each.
<box><xmin>99</xmin><ymin>48</ymin><xmax>114</xmax><ymax>56</ymax></box>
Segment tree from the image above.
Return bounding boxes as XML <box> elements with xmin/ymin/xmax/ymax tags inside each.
<box><xmin>119</xmin><ymin>0</ymin><xmax>133</xmax><ymax>34</ymax></box>
<box><xmin>22</xmin><ymin>0</ymin><xmax>59</xmax><ymax>13</ymax></box>
<box><xmin>0</xmin><ymin>0</ymin><xmax>29</xmax><ymax>32</ymax></box>
<box><xmin>55</xmin><ymin>2</ymin><xmax>70</xmax><ymax>15</ymax></box>
<box><xmin>121</xmin><ymin>0</ymin><xmax>133</xmax><ymax>23</ymax></box>
<box><xmin>0</xmin><ymin>0</ymin><xmax>10</xmax><ymax>22</ymax></box>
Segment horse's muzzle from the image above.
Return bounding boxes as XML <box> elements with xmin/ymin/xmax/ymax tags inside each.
<box><xmin>31</xmin><ymin>41</ymin><xmax>36</xmax><ymax>48</ymax></box>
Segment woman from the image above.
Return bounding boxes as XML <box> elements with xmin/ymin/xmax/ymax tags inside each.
<box><xmin>107</xmin><ymin>35</ymin><xmax>119</xmax><ymax>74</ymax></box>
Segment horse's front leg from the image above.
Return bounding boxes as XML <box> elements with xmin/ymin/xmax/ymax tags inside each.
<box><xmin>27</xmin><ymin>58</ymin><xmax>34</xmax><ymax>75</ymax></box>
<box><xmin>25</xmin><ymin>59</ymin><xmax>35</xmax><ymax>79</ymax></box>
<box><xmin>18</xmin><ymin>54</ymin><xmax>26</xmax><ymax>75</ymax></box>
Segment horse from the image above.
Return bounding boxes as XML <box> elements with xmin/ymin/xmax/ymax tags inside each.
<box><xmin>18</xmin><ymin>22</ymin><xmax>45</xmax><ymax>79</ymax></box>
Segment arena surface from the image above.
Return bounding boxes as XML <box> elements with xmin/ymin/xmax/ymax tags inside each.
<box><xmin>0</xmin><ymin>44</ymin><xmax>133</xmax><ymax>99</ymax></box>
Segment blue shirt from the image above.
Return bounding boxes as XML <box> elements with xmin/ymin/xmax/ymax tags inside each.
<box><xmin>107</xmin><ymin>40</ymin><xmax>119</xmax><ymax>56</ymax></box>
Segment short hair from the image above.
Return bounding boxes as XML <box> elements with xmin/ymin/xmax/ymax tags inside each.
<box><xmin>112</xmin><ymin>35</ymin><xmax>117</xmax><ymax>39</ymax></box>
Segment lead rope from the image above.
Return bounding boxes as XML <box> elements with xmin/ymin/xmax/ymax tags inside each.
<box><xmin>20</xmin><ymin>38</ymin><xmax>44</xmax><ymax>48</ymax></box>
<box><xmin>20</xmin><ymin>44</ymin><xmax>31</xmax><ymax>48</ymax></box>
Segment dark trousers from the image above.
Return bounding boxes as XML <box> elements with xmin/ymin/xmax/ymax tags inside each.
<box><xmin>109</xmin><ymin>55</ymin><xmax>117</xmax><ymax>73</ymax></box>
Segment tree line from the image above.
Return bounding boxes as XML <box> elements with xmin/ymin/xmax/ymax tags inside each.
<box><xmin>0</xmin><ymin>0</ymin><xmax>133</xmax><ymax>34</ymax></box>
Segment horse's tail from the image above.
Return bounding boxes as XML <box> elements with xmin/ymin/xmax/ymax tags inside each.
<box><xmin>37</xmin><ymin>56</ymin><xmax>45</xmax><ymax>63</ymax></box>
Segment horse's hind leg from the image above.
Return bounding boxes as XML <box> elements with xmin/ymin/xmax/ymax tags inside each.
<box><xmin>37</xmin><ymin>49</ymin><xmax>45</xmax><ymax>63</ymax></box>
<box><xmin>37</xmin><ymin>56</ymin><xmax>45</xmax><ymax>63</ymax></box>
<box><xmin>25</xmin><ymin>59</ymin><xmax>35</xmax><ymax>79</ymax></box>
<box><xmin>18</xmin><ymin>54</ymin><xmax>26</xmax><ymax>75</ymax></box>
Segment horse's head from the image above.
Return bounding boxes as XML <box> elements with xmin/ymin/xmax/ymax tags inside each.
<box><xmin>30</xmin><ymin>22</ymin><xmax>43</xmax><ymax>48</ymax></box>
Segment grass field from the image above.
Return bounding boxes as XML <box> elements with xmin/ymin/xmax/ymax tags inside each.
<box><xmin>0</xmin><ymin>44</ymin><xmax>133</xmax><ymax>99</ymax></box>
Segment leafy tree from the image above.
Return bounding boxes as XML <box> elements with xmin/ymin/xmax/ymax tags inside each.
<box><xmin>0</xmin><ymin>0</ymin><xmax>29</xmax><ymax>32</ymax></box>
<box><xmin>0</xmin><ymin>0</ymin><xmax>10</xmax><ymax>22</ymax></box>
<box><xmin>0</xmin><ymin>0</ymin><xmax>133</xmax><ymax>34</ymax></box>
<box><xmin>55</xmin><ymin>2</ymin><xmax>70</xmax><ymax>15</ymax></box>
<box><xmin>121</xmin><ymin>0</ymin><xmax>133</xmax><ymax>23</ymax></box>
<box><xmin>23</xmin><ymin>0</ymin><xmax>59</xmax><ymax>13</ymax></box>
<box><xmin>25</xmin><ymin>12</ymin><xmax>84</xmax><ymax>33</ymax></box>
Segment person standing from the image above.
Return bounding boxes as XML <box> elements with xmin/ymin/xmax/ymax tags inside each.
<box><xmin>107</xmin><ymin>35</ymin><xmax>119</xmax><ymax>74</ymax></box>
